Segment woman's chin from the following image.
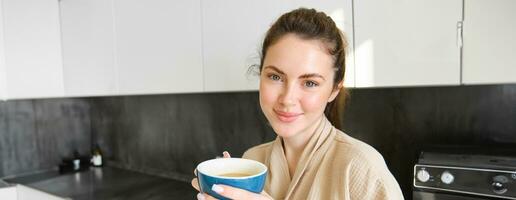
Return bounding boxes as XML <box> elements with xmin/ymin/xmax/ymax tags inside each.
<box><xmin>271</xmin><ymin>123</ymin><xmax>301</xmax><ymax>138</ymax></box>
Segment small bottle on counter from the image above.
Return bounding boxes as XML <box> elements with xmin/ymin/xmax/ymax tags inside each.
<box><xmin>91</xmin><ymin>144</ymin><xmax>103</xmax><ymax>167</ymax></box>
<box><xmin>73</xmin><ymin>150</ymin><xmax>81</xmax><ymax>171</ymax></box>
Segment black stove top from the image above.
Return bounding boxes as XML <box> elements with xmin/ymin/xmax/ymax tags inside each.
<box><xmin>418</xmin><ymin>152</ymin><xmax>516</xmax><ymax>171</ymax></box>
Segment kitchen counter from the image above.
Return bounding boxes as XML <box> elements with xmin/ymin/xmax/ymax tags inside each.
<box><xmin>0</xmin><ymin>179</ymin><xmax>10</xmax><ymax>188</ymax></box>
<box><xmin>2</xmin><ymin>167</ymin><xmax>197</xmax><ymax>200</ymax></box>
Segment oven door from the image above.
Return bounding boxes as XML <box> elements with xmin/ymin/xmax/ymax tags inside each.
<box><xmin>414</xmin><ymin>191</ymin><xmax>504</xmax><ymax>200</ymax></box>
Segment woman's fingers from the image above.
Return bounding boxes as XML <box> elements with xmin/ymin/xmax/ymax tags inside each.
<box><xmin>211</xmin><ymin>184</ymin><xmax>269</xmax><ymax>200</ymax></box>
<box><xmin>191</xmin><ymin>178</ymin><xmax>200</xmax><ymax>191</ymax></box>
<box><xmin>222</xmin><ymin>151</ymin><xmax>231</xmax><ymax>158</ymax></box>
<box><xmin>196</xmin><ymin>193</ymin><xmax>218</xmax><ymax>200</ymax></box>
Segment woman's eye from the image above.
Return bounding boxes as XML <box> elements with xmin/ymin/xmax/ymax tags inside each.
<box><xmin>269</xmin><ymin>74</ymin><xmax>281</xmax><ymax>81</ymax></box>
<box><xmin>304</xmin><ymin>81</ymin><xmax>318</xmax><ymax>88</ymax></box>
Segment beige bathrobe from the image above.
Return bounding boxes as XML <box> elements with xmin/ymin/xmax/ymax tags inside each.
<box><xmin>243</xmin><ymin>117</ymin><xmax>404</xmax><ymax>200</ymax></box>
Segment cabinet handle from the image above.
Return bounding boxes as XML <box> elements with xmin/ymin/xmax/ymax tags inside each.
<box><xmin>457</xmin><ymin>21</ymin><xmax>463</xmax><ymax>48</ymax></box>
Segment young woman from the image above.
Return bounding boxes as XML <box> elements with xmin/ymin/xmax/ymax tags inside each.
<box><xmin>192</xmin><ymin>8</ymin><xmax>404</xmax><ymax>200</ymax></box>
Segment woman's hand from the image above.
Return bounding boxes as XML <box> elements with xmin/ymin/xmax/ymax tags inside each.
<box><xmin>198</xmin><ymin>184</ymin><xmax>273</xmax><ymax>200</ymax></box>
<box><xmin>191</xmin><ymin>151</ymin><xmax>273</xmax><ymax>200</ymax></box>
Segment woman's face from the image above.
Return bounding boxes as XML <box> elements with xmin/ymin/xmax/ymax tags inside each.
<box><xmin>259</xmin><ymin>34</ymin><xmax>341</xmax><ymax>139</ymax></box>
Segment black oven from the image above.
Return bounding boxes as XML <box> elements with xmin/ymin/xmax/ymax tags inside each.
<box><xmin>413</xmin><ymin>149</ymin><xmax>516</xmax><ymax>200</ymax></box>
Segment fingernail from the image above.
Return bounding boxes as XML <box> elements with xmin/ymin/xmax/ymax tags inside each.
<box><xmin>212</xmin><ymin>184</ymin><xmax>224</xmax><ymax>193</ymax></box>
<box><xmin>197</xmin><ymin>193</ymin><xmax>205</xmax><ymax>200</ymax></box>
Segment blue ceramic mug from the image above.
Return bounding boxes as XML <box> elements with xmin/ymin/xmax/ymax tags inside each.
<box><xmin>196</xmin><ymin>158</ymin><xmax>267</xmax><ymax>200</ymax></box>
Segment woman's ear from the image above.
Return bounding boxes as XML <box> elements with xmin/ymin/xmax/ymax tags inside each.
<box><xmin>328</xmin><ymin>81</ymin><xmax>344</xmax><ymax>102</ymax></box>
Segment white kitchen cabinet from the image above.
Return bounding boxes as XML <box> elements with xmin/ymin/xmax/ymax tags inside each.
<box><xmin>0</xmin><ymin>0</ymin><xmax>6</xmax><ymax>100</ymax></box>
<box><xmin>462</xmin><ymin>0</ymin><xmax>516</xmax><ymax>84</ymax></box>
<box><xmin>113</xmin><ymin>0</ymin><xmax>204</xmax><ymax>95</ymax></box>
<box><xmin>60</xmin><ymin>0</ymin><xmax>117</xmax><ymax>97</ymax></box>
<box><xmin>202</xmin><ymin>0</ymin><xmax>355</xmax><ymax>92</ymax></box>
<box><xmin>354</xmin><ymin>0</ymin><xmax>463</xmax><ymax>87</ymax></box>
<box><xmin>0</xmin><ymin>185</ymin><xmax>66</xmax><ymax>200</ymax></box>
<box><xmin>201</xmin><ymin>1</ymin><xmax>284</xmax><ymax>92</ymax></box>
<box><xmin>0</xmin><ymin>186</ymin><xmax>16</xmax><ymax>200</ymax></box>
<box><xmin>1</xmin><ymin>0</ymin><xmax>64</xmax><ymax>99</ymax></box>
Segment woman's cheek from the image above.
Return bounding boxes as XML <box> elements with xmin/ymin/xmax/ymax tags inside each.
<box><xmin>300</xmin><ymin>93</ymin><xmax>327</xmax><ymax>113</ymax></box>
<box><xmin>259</xmin><ymin>83</ymin><xmax>277</xmax><ymax>110</ymax></box>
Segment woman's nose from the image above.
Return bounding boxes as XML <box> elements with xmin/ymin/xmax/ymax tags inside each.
<box><xmin>279</xmin><ymin>84</ymin><xmax>297</xmax><ymax>107</ymax></box>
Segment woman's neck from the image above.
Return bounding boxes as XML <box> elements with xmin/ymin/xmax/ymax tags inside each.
<box><xmin>282</xmin><ymin>116</ymin><xmax>323</xmax><ymax>176</ymax></box>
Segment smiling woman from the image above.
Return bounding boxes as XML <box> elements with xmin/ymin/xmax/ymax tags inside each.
<box><xmin>193</xmin><ymin>8</ymin><xmax>404</xmax><ymax>200</ymax></box>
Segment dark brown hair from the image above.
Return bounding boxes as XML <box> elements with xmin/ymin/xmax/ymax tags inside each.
<box><xmin>258</xmin><ymin>8</ymin><xmax>349</xmax><ymax>129</ymax></box>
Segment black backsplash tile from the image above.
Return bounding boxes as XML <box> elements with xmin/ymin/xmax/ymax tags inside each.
<box><xmin>90</xmin><ymin>93</ymin><xmax>275</xmax><ymax>181</ymax></box>
<box><xmin>0</xmin><ymin>100</ymin><xmax>39</xmax><ymax>177</ymax></box>
<box><xmin>0</xmin><ymin>99</ymin><xmax>91</xmax><ymax>178</ymax></box>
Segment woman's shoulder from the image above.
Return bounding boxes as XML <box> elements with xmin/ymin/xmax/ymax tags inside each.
<box><xmin>331</xmin><ymin>130</ymin><xmax>387</xmax><ymax>167</ymax></box>
<box><xmin>242</xmin><ymin>140</ymin><xmax>275</xmax><ymax>161</ymax></box>
<box><xmin>331</xmin><ymin>130</ymin><xmax>405</xmax><ymax>199</ymax></box>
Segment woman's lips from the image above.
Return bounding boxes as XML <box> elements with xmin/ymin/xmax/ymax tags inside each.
<box><xmin>274</xmin><ymin>110</ymin><xmax>303</xmax><ymax>123</ymax></box>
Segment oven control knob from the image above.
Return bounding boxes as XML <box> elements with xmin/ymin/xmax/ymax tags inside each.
<box><xmin>441</xmin><ymin>171</ymin><xmax>454</xmax><ymax>184</ymax></box>
<box><xmin>492</xmin><ymin>181</ymin><xmax>507</xmax><ymax>194</ymax></box>
<box><xmin>492</xmin><ymin>175</ymin><xmax>509</xmax><ymax>194</ymax></box>
<box><xmin>417</xmin><ymin>169</ymin><xmax>430</xmax><ymax>182</ymax></box>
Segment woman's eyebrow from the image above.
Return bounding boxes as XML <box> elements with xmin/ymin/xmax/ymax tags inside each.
<box><xmin>299</xmin><ymin>73</ymin><xmax>325</xmax><ymax>81</ymax></box>
<box><xmin>263</xmin><ymin>66</ymin><xmax>285</xmax><ymax>75</ymax></box>
<box><xmin>264</xmin><ymin>66</ymin><xmax>325</xmax><ymax>80</ymax></box>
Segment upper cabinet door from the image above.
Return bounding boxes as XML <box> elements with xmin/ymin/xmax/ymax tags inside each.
<box><xmin>113</xmin><ymin>0</ymin><xmax>204</xmax><ymax>95</ymax></box>
<box><xmin>201</xmin><ymin>1</ymin><xmax>288</xmax><ymax>92</ymax></box>
<box><xmin>462</xmin><ymin>0</ymin><xmax>516</xmax><ymax>85</ymax></box>
<box><xmin>202</xmin><ymin>0</ymin><xmax>354</xmax><ymax>92</ymax></box>
<box><xmin>2</xmin><ymin>0</ymin><xmax>64</xmax><ymax>99</ymax></box>
<box><xmin>60</xmin><ymin>0</ymin><xmax>117</xmax><ymax>97</ymax></box>
<box><xmin>354</xmin><ymin>0</ymin><xmax>463</xmax><ymax>87</ymax></box>
<box><xmin>0</xmin><ymin>1</ymin><xmax>6</xmax><ymax>100</ymax></box>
